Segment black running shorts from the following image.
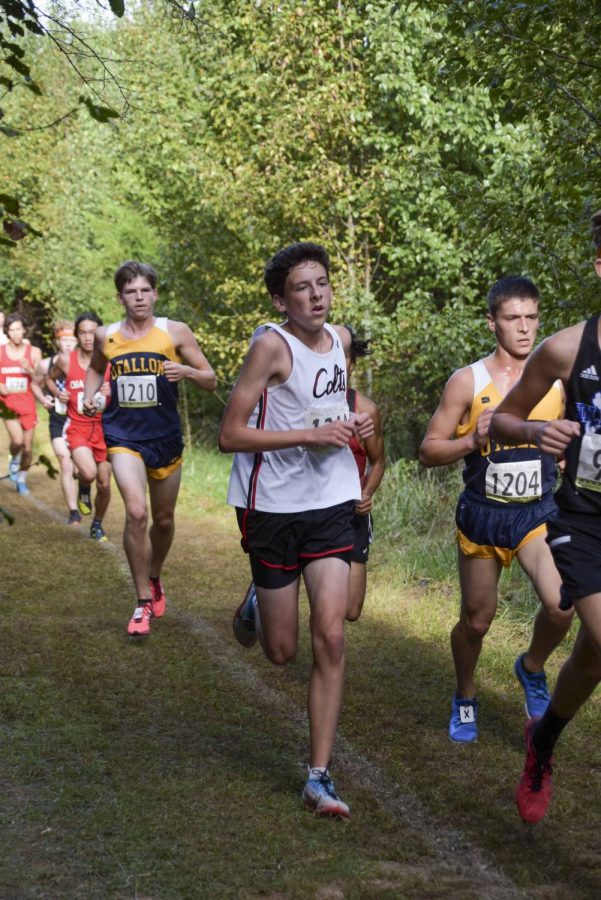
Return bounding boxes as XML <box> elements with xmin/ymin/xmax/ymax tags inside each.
<box><xmin>351</xmin><ymin>512</ymin><xmax>372</xmax><ymax>563</ymax></box>
<box><xmin>546</xmin><ymin>511</ymin><xmax>601</xmax><ymax>609</ymax></box>
<box><xmin>236</xmin><ymin>500</ymin><xmax>355</xmax><ymax>589</ymax></box>
<box><xmin>48</xmin><ymin>408</ymin><xmax>66</xmax><ymax>441</ymax></box>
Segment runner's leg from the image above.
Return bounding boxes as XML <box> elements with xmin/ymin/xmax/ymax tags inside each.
<box><xmin>93</xmin><ymin>459</ymin><xmax>111</xmax><ymax>522</ymax></box>
<box><xmin>110</xmin><ymin>452</ymin><xmax>151</xmax><ymax>599</ymax></box>
<box><xmin>517</xmin><ymin>534</ymin><xmax>573</xmax><ymax>671</ymax></box>
<box><xmin>347</xmin><ymin>561</ymin><xmax>367</xmax><ymax>622</ymax></box>
<box><xmin>51</xmin><ymin>435</ymin><xmax>78</xmax><ymax>511</ymax></box>
<box><xmin>20</xmin><ymin>424</ymin><xmax>35</xmax><ymax>471</ymax></box>
<box><xmin>551</xmin><ymin>594</ymin><xmax>601</xmax><ymax>718</ymax></box>
<box><xmin>71</xmin><ymin>445</ymin><xmax>98</xmax><ymax>486</ymax></box>
<box><xmin>254</xmin><ymin>579</ymin><xmax>300</xmax><ymax>664</ymax></box>
<box><xmin>304</xmin><ymin>556</ymin><xmax>349</xmax><ymax>768</ymax></box>
<box><xmin>3</xmin><ymin>417</ymin><xmax>24</xmax><ymax>459</ymax></box>
<box><xmin>452</xmin><ymin>550</ymin><xmax>501</xmax><ymax>698</ymax></box>
<box><xmin>147</xmin><ymin>466</ymin><xmax>182</xmax><ymax>578</ymax></box>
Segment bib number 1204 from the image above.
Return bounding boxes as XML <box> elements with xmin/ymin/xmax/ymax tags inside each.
<box><xmin>485</xmin><ymin>459</ymin><xmax>542</xmax><ymax>501</ymax></box>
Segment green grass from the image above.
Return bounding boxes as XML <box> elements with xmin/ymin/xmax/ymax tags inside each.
<box><xmin>2</xmin><ymin>436</ymin><xmax>601</xmax><ymax>898</ymax></box>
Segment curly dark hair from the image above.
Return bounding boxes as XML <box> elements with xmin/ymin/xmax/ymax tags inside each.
<box><xmin>264</xmin><ymin>242</ymin><xmax>330</xmax><ymax>298</ymax></box>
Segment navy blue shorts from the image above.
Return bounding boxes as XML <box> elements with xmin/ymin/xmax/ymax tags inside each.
<box><xmin>105</xmin><ymin>431</ymin><xmax>184</xmax><ymax>475</ymax></box>
<box><xmin>455</xmin><ymin>489</ymin><xmax>557</xmax><ymax>551</ymax></box>
<box><xmin>48</xmin><ymin>409</ymin><xmax>66</xmax><ymax>442</ymax></box>
<box><xmin>236</xmin><ymin>500</ymin><xmax>355</xmax><ymax>589</ymax></box>
<box><xmin>547</xmin><ymin>511</ymin><xmax>601</xmax><ymax>608</ymax></box>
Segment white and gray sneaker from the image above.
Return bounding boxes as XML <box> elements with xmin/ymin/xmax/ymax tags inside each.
<box><xmin>302</xmin><ymin>769</ymin><xmax>350</xmax><ymax>818</ymax></box>
<box><xmin>232</xmin><ymin>582</ymin><xmax>257</xmax><ymax>647</ymax></box>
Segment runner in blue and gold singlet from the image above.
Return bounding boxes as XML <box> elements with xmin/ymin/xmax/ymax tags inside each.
<box><xmin>420</xmin><ymin>276</ymin><xmax>573</xmax><ymax>744</ymax></box>
<box><xmin>101</xmin><ymin>316</ymin><xmax>184</xmax><ymax>479</ymax></box>
<box><xmin>83</xmin><ymin>260</ymin><xmax>216</xmax><ymax>637</ymax></box>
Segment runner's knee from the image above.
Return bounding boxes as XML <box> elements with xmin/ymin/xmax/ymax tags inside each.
<box><xmin>312</xmin><ymin>628</ymin><xmax>345</xmax><ymax>666</ymax></box>
<box><xmin>125</xmin><ymin>504</ymin><xmax>148</xmax><ymax>529</ymax></box>
<box><xmin>264</xmin><ymin>641</ymin><xmax>297</xmax><ymax>666</ymax></box>
<box><xmin>459</xmin><ymin>611</ymin><xmax>493</xmax><ymax>640</ymax></box>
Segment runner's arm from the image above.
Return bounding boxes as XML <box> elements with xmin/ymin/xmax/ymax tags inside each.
<box><xmin>29</xmin><ymin>351</ymin><xmax>46</xmax><ymax>405</ymax></box>
<box><xmin>165</xmin><ymin>321</ymin><xmax>216</xmax><ymax>392</ymax></box>
<box><xmin>355</xmin><ymin>394</ymin><xmax>385</xmax><ymax>515</ymax></box>
<box><xmin>83</xmin><ymin>328</ymin><xmax>109</xmax><ymax>414</ymax></box>
<box><xmin>419</xmin><ymin>367</ymin><xmax>484</xmax><ymax>466</ymax></box>
<box><xmin>219</xmin><ymin>332</ymin><xmax>356</xmax><ymax>453</ymax></box>
<box><xmin>32</xmin><ymin>353</ymin><xmax>53</xmax><ymax>407</ymax></box>
<box><xmin>491</xmin><ymin>334</ymin><xmax>580</xmax><ymax>457</ymax></box>
<box><xmin>45</xmin><ymin>353</ymin><xmax>70</xmax><ymax>402</ymax></box>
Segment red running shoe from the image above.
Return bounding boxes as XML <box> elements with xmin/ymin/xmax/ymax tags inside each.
<box><xmin>516</xmin><ymin>717</ymin><xmax>553</xmax><ymax>824</ymax></box>
<box><xmin>149</xmin><ymin>577</ymin><xmax>166</xmax><ymax>618</ymax></box>
<box><xmin>127</xmin><ymin>601</ymin><xmax>153</xmax><ymax>636</ymax></box>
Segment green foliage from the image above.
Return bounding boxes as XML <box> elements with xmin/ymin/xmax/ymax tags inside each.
<box><xmin>1</xmin><ymin>1</ymin><xmax>599</xmax><ymax>452</ymax></box>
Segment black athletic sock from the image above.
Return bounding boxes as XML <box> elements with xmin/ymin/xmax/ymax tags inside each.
<box><xmin>532</xmin><ymin>707</ymin><xmax>572</xmax><ymax>759</ymax></box>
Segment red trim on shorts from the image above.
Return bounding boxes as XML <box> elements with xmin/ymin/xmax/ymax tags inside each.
<box><xmin>299</xmin><ymin>543</ymin><xmax>354</xmax><ymax>559</ymax></box>
<box><xmin>241</xmin><ymin>508</ymin><xmax>249</xmax><ymax>543</ymax></box>
<box><xmin>256</xmin><ymin>557</ymin><xmax>301</xmax><ymax>571</ymax></box>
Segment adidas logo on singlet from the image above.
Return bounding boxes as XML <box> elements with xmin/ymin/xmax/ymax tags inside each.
<box><xmin>579</xmin><ymin>365</ymin><xmax>600</xmax><ymax>381</ymax></box>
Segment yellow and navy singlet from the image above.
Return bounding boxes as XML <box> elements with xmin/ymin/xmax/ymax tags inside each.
<box><xmin>456</xmin><ymin>359</ymin><xmax>563</xmax><ymax>503</ymax></box>
<box><xmin>101</xmin><ymin>317</ymin><xmax>182</xmax><ymax>442</ymax></box>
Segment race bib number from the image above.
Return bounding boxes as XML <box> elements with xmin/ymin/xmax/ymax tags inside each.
<box><xmin>5</xmin><ymin>376</ymin><xmax>27</xmax><ymax>393</ymax></box>
<box><xmin>76</xmin><ymin>391</ymin><xmax>106</xmax><ymax>414</ymax></box>
<box><xmin>304</xmin><ymin>402</ymin><xmax>349</xmax><ymax>453</ymax></box>
<box><xmin>485</xmin><ymin>459</ymin><xmax>542</xmax><ymax>502</ymax></box>
<box><xmin>576</xmin><ymin>433</ymin><xmax>601</xmax><ymax>493</ymax></box>
<box><xmin>116</xmin><ymin>375</ymin><xmax>157</xmax><ymax>408</ymax></box>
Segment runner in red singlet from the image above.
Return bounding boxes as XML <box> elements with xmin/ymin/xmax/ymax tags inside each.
<box><xmin>0</xmin><ymin>312</ymin><xmax>44</xmax><ymax>494</ymax></box>
<box><xmin>47</xmin><ymin>312</ymin><xmax>111</xmax><ymax>541</ymax></box>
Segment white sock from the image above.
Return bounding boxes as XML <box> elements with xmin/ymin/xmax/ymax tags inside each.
<box><xmin>17</xmin><ymin>471</ymin><xmax>26</xmax><ymax>483</ymax></box>
<box><xmin>308</xmin><ymin>766</ymin><xmax>327</xmax><ymax>780</ymax></box>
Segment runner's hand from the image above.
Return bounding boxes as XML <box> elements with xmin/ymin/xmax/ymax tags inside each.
<box><xmin>163</xmin><ymin>361</ymin><xmax>188</xmax><ymax>382</ymax></box>
<box><xmin>306</xmin><ymin>419</ymin><xmax>355</xmax><ymax>448</ymax></box>
<box><xmin>355</xmin><ymin>491</ymin><xmax>372</xmax><ymax>515</ymax></box>
<box><xmin>82</xmin><ymin>397</ymin><xmax>97</xmax><ymax>417</ymax></box>
<box><xmin>534</xmin><ymin>419</ymin><xmax>580</xmax><ymax>457</ymax></box>
<box><xmin>473</xmin><ymin>407</ymin><xmax>495</xmax><ymax>448</ymax></box>
<box><xmin>351</xmin><ymin>412</ymin><xmax>374</xmax><ymax>440</ymax></box>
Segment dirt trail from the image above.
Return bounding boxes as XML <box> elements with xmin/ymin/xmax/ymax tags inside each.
<box><xmin>1</xmin><ymin>429</ymin><xmax>593</xmax><ymax>898</ymax></box>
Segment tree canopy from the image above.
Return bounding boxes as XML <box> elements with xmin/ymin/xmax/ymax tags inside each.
<box><xmin>1</xmin><ymin>0</ymin><xmax>598</xmax><ymax>454</ymax></box>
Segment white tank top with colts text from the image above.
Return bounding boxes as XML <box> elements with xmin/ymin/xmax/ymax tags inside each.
<box><xmin>227</xmin><ymin>322</ymin><xmax>361</xmax><ymax>512</ymax></box>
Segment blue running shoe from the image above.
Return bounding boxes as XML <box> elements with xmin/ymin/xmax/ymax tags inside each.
<box><xmin>15</xmin><ymin>481</ymin><xmax>29</xmax><ymax>495</ymax></box>
<box><xmin>449</xmin><ymin>694</ymin><xmax>478</xmax><ymax>742</ymax></box>
<box><xmin>232</xmin><ymin>582</ymin><xmax>257</xmax><ymax>647</ymax></box>
<box><xmin>302</xmin><ymin>769</ymin><xmax>350</xmax><ymax>818</ymax></box>
<box><xmin>514</xmin><ymin>654</ymin><xmax>550</xmax><ymax>718</ymax></box>
<box><xmin>8</xmin><ymin>455</ymin><xmax>20</xmax><ymax>482</ymax></box>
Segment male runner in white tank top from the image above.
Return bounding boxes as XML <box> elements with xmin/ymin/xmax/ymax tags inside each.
<box><xmin>219</xmin><ymin>242</ymin><xmax>373</xmax><ymax>818</ymax></box>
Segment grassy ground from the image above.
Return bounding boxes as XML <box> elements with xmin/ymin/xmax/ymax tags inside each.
<box><xmin>1</xmin><ymin>424</ymin><xmax>601</xmax><ymax>899</ymax></box>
